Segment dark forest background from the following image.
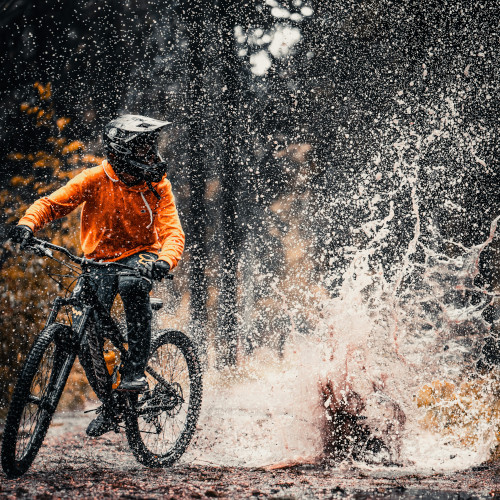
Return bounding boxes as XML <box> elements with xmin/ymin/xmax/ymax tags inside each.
<box><xmin>1</xmin><ymin>0</ymin><xmax>499</xmax><ymax>419</ymax></box>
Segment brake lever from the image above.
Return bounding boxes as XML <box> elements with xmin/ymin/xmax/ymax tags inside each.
<box><xmin>27</xmin><ymin>243</ymin><xmax>53</xmax><ymax>258</ymax></box>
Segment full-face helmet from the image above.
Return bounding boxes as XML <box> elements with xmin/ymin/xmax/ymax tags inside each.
<box><xmin>103</xmin><ymin>114</ymin><xmax>171</xmax><ymax>183</ymax></box>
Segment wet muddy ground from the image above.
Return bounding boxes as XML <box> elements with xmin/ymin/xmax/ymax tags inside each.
<box><xmin>1</xmin><ymin>412</ymin><xmax>499</xmax><ymax>499</ymax></box>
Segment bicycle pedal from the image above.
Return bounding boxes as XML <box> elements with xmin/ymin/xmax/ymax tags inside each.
<box><xmin>150</xmin><ymin>298</ymin><xmax>163</xmax><ymax>311</ymax></box>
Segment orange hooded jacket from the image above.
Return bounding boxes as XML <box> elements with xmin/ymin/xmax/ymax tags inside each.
<box><xmin>18</xmin><ymin>160</ymin><xmax>185</xmax><ymax>268</ymax></box>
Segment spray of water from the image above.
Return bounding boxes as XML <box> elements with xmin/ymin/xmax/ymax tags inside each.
<box><xmin>316</xmin><ymin>210</ymin><xmax>500</xmax><ymax>470</ymax></box>
<box><xmin>184</xmin><ymin>211</ymin><xmax>498</xmax><ymax>470</ymax></box>
<box><xmin>182</xmin><ymin>113</ymin><xmax>499</xmax><ymax>469</ymax></box>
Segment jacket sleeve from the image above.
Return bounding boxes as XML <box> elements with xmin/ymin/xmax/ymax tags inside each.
<box><xmin>18</xmin><ymin>170</ymin><xmax>93</xmax><ymax>232</ymax></box>
<box><xmin>155</xmin><ymin>180</ymin><xmax>185</xmax><ymax>269</ymax></box>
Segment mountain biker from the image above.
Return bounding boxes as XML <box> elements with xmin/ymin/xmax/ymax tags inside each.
<box><xmin>10</xmin><ymin>114</ymin><xmax>185</xmax><ymax>437</ymax></box>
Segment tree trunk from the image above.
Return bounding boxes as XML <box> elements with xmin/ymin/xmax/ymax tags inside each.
<box><xmin>216</xmin><ymin>0</ymin><xmax>241</xmax><ymax>367</ymax></box>
<box><xmin>183</xmin><ymin>0</ymin><xmax>209</xmax><ymax>359</ymax></box>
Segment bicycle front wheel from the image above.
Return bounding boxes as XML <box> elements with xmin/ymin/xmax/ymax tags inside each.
<box><xmin>1</xmin><ymin>323</ymin><xmax>75</xmax><ymax>478</ymax></box>
<box><xmin>125</xmin><ymin>330</ymin><xmax>203</xmax><ymax>467</ymax></box>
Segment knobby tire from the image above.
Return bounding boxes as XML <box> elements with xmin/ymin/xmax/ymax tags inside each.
<box><xmin>1</xmin><ymin>323</ymin><xmax>74</xmax><ymax>478</ymax></box>
<box><xmin>124</xmin><ymin>330</ymin><xmax>203</xmax><ymax>467</ymax></box>
<box><xmin>78</xmin><ymin>318</ymin><xmax>113</xmax><ymax>403</ymax></box>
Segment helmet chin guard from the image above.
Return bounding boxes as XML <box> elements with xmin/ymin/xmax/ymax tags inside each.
<box><xmin>103</xmin><ymin>114</ymin><xmax>171</xmax><ymax>183</ymax></box>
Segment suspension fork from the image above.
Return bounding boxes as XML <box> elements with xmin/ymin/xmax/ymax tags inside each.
<box><xmin>44</xmin><ymin>297</ymin><xmax>66</xmax><ymax>328</ymax></box>
<box><xmin>39</xmin><ymin>300</ymin><xmax>92</xmax><ymax>414</ymax></box>
<box><xmin>44</xmin><ymin>297</ymin><xmax>92</xmax><ymax>342</ymax></box>
<box><xmin>42</xmin><ymin>350</ymin><xmax>78</xmax><ymax>415</ymax></box>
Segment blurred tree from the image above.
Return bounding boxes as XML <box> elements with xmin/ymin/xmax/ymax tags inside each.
<box><xmin>0</xmin><ymin>0</ymin><xmax>498</xmax><ymax>371</ymax></box>
<box><xmin>0</xmin><ymin>81</ymin><xmax>103</xmax><ymax>414</ymax></box>
<box><xmin>215</xmin><ymin>0</ymin><xmax>244</xmax><ymax>367</ymax></box>
<box><xmin>181</xmin><ymin>0</ymin><xmax>209</xmax><ymax>359</ymax></box>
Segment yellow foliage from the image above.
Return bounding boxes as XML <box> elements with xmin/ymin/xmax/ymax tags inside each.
<box><xmin>47</xmin><ymin>137</ymin><xmax>67</xmax><ymax>151</ymax></box>
<box><xmin>0</xmin><ymin>81</ymin><xmax>99</xmax><ymax>414</ymax></box>
<box><xmin>25</xmin><ymin>105</ymin><xmax>39</xmax><ymax>115</ymax></box>
<box><xmin>416</xmin><ymin>380</ymin><xmax>456</xmax><ymax>407</ymax></box>
<box><xmin>7</xmin><ymin>153</ymin><xmax>25</xmax><ymax>161</ymax></box>
<box><xmin>10</xmin><ymin>176</ymin><xmax>31</xmax><ymax>187</ymax></box>
<box><xmin>84</xmin><ymin>154</ymin><xmax>105</xmax><ymax>164</ymax></box>
<box><xmin>416</xmin><ymin>375</ymin><xmax>500</xmax><ymax>459</ymax></box>
<box><xmin>33</xmin><ymin>182</ymin><xmax>56</xmax><ymax>195</ymax></box>
<box><xmin>59</xmin><ymin>360</ymin><xmax>97</xmax><ymax>411</ymax></box>
<box><xmin>67</xmin><ymin>153</ymin><xmax>104</xmax><ymax>166</ymax></box>
<box><xmin>33</xmin><ymin>156</ymin><xmax>61</xmax><ymax>169</ymax></box>
<box><xmin>62</xmin><ymin>140</ymin><xmax>84</xmax><ymax>155</ymax></box>
<box><xmin>34</xmin><ymin>81</ymin><xmax>52</xmax><ymax>100</ymax></box>
<box><xmin>6</xmin><ymin>85</ymin><xmax>103</xmax><ymax>201</ymax></box>
<box><xmin>36</xmin><ymin>109</ymin><xmax>54</xmax><ymax>127</ymax></box>
<box><xmin>56</xmin><ymin>117</ymin><xmax>71</xmax><ymax>131</ymax></box>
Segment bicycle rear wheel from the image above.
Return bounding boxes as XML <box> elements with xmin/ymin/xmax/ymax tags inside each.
<box><xmin>124</xmin><ymin>330</ymin><xmax>203</xmax><ymax>467</ymax></box>
<box><xmin>1</xmin><ymin>323</ymin><xmax>75</xmax><ymax>478</ymax></box>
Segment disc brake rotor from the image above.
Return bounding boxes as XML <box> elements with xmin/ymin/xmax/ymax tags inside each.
<box><xmin>139</xmin><ymin>381</ymin><xmax>184</xmax><ymax>425</ymax></box>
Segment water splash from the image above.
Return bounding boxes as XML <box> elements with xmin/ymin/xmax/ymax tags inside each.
<box><xmin>177</xmin><ymin>55</ymin><xmax>500</xmax><ymax>470</ymax></box>
<box><xmin>183</xmin><ymin>340</ymin><xmax>325</xmax><ymax>467</ymax></box>
<box><xmin>316</xmin><ymin>212</ymin><xmax>499</xmax><ymax>468</ymax></box>
<box><xmin>183</xmin><ymin>206</ymin><xmax>499</xmax><ymax>470</ymax></box>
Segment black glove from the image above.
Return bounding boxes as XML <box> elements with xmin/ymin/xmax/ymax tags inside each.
<box><xmin>10</xmin><ymin>225</ymin><xmax>34</xmax><ymax>248</ymax></box>
<box><xmin>153</xmin><ymin>260</ymin><xmax>171</xmax><ymax>279</ymax></box>
<box><xmin>142</xmin><ymin>259</ymin><xmax>171</xmax><ymax>281</ymax></box>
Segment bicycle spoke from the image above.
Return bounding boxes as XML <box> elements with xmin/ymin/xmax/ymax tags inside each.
<box><xmin>125</xmin><ymin>330</ymin><xmax>202</xmax><ymax>467</ymax></box>
<box><xmin>143</xmin><ymin>349</ymin><xmax>188</xmax><ymax>445</ymax></box>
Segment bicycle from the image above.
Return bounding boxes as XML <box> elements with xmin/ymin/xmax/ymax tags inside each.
<box><xmin>1</xmin><ymin>236</ymin><xmax>203</xmax><ymax>478</ymax></box>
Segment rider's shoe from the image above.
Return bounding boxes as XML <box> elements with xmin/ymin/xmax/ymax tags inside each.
<box><xmin>116</xmin><ymin>375</ymin><xmax>149</xmax><ymax>392</ymax></box>
<box><xmin>86</xmin><ymin>406</ymin><xmax>120</xmax><ymax>437</ymax></box>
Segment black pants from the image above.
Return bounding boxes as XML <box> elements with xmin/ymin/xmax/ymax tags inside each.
<box><xmin>81</xmin><ymin>252</ymin><xmax>156</xmax><ymax>396</ymax></box>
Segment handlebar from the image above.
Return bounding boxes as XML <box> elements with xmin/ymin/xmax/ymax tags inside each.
<box><xmin>24</xmin><ymin>237</ymin><xmax>173</xmax><ymax>281</ymax></box>
<box><xmin>27</xmin><ymin>237</ymin><xmax>131</xmax><ymax>268</ymax></box>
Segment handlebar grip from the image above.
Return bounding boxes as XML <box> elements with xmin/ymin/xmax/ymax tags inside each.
<box><xmin>30</xmin><ymin>243</ymin><xmax>53</xmax><ymax>258</ymax></box>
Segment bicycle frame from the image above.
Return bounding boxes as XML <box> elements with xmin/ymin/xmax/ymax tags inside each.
<box><xmin>49</xmin><ymin>273</ymin><xmax>135</xmax><ymax>405</ymax></box>
<box><xmin>46</xmin><ymin>271</ymin><xmax>126</xmax><ymax>349</ymax></box>
<box><xmin>32</xmin><ymin>239</ymin><xmax>176</xmax><ymax>400</ymax></box>
<box><xmin>23</xmin><ymin>238</ymin><xmax>182</xmax><ymax>401</ymax></box>
<box><xmin>2</xmin><ymin>236</ymin><xmax>202</xmax><ymax>477</ymax></box>
<box><xmin>22</xmin><ymin>238</ymin><xmax>139</xmax><ymax>401</ymax></box>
